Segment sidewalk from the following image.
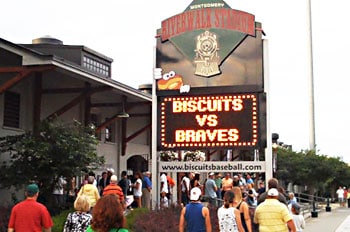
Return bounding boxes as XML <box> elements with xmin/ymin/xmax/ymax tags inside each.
<box><xmin>303</xmin><ymin>204</ymin><xmax>350</xmax><ymax>232</ymax></box>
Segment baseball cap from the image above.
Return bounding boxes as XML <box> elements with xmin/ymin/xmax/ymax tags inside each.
<box><xmin>209</xmin><ymin>172</ymin><xmax>215</xmax><ymax>176</ymax></box>
<box><xmin>292</xmin><ymin>202</ymin><xmax>301</xmax><ymax>213</ymax></box>
<box><xmin>190</xmin><ymin>187</ymin><xmax>201</xmax><ymax>201</ymax></box>
<box><xmin>26</xmin><ymin>184</ymin><xmax>39</xmax><ymax>196</ymax></box>
<box><xmin>267</xmin><ymin>188</ymin><xmax>279</xmax><ymax>196</ymax></box>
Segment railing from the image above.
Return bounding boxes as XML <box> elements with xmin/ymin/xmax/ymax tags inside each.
<box><xmin>294</xmin><ymin>192</ymin><xmax>329</xmax><ymax>217</ymax></box>
<box><xmin>200</xmin><ymin>195</ymin><xmax>223</xmax><ymax>207</ymax></box>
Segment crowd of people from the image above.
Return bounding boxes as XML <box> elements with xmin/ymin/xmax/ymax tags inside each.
<box><xmin>7</xmin><ymin>167</ymin><xmax>136</xmax><ymax>232</ymax></box>
<box><xmin>8</xmin><ymin>169</ymin><xmax>313</xmax><ymax>232</ymax></box>
<box><xmin>179</xmin><ymin>175</ymin><xmax>305</xmax><ymax>232</ymax></box>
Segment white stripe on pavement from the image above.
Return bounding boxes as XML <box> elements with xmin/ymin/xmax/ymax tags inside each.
<box><xmin>335</xmin><ymin>215</ymin><xmax>350</xmax><ymax>232</ymax></box>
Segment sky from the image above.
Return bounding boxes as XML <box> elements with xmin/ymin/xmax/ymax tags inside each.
<box><xmin>1</xmin><ymin>0</ymin><xmax>350</xmax><ymax>162</ymax></box>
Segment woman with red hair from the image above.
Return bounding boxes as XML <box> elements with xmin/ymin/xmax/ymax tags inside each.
<box><xmin>86</xmin><ymin>194</ymin><xmax>128</xmax><ymax>232</ymax></box>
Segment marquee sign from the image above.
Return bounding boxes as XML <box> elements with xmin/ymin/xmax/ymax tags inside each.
<box><xmin>158</xmin><ymin>93</ymin><xmax>260</xmax><ymax>150</ymax></box>
<box><xmin>155</xmin><ymin>0</ymin><xmax>266</xmax><ymax>150</ymax></box>
<box><xmin>156</xmin><ymin>0</ymin><xmax>263</xmax><ymax>90</ymax></box>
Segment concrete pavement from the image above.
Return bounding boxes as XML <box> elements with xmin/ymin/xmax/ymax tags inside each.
<box><xmin>303</xmin><ymin>204</ymin><xmax>350</xmax><ymax>232</ymax></box>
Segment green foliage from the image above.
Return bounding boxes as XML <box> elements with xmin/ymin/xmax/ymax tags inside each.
<box><xmin>275</xmin><ymin>148</ymin><xmax>350</xmax><ymax>195</ymax></box>
<box><xmin>125</xmin><ymin>207</ymin><xmax>149</xmax><ymax>231</ymax></box>
<box><xmin>0</xmin><ymin>120</ymin><xmax>105</xmax><ymax>201</ymax></box>
<box><xmin>52</xmin><ymin>208</ymin><xmax>72</xmax><ymax>232</ymax></box>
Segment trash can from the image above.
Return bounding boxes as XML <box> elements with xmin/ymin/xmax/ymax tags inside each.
<box><xmin>347</xmin><ymin>198</ymin><xmax>350</xmax><ymax>208</ymax></box>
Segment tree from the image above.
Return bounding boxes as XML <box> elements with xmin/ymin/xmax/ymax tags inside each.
<box><xmin>276</xmin><ymin>147</ymin><xmax>350</xmax><ymax>197</ymax></box>
<box><xmin>0</xmin><ymin>119</ymin><xmax>105</xmax><ymax>204</ymax></box>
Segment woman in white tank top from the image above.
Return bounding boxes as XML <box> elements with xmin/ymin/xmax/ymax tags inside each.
<box><xmin>217</xmin><ymin>190</ymin><xmax>245</xmax><ymax>232</ymax></box>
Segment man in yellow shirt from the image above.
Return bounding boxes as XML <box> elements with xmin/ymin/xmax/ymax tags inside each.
<box><xmin>254</xmin><ymin>188</ymin><xmax>296</xmax><ymax>232</ymax></box>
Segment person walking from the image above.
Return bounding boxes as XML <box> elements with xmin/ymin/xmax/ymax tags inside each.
<box><xmin>181</xmin><ymin>172</ymin><xmax>192</xmax><ymax>206</ymax></box>
<box><xmin>217</xmin><ymin>190</ymin><xmax>245</xmax><ymax>232</ymax></box>
<box><xmin>142</xmin><ymin>171</ymin><xmax>152</xmax><ymax>209</ymax></box>
<box><xmin>77</xmin><ymin>176</ymin><xmax>100</xmax><ymax>211</ymax></box>
<box><xmin>103</xmin><ymin>174</ymin><xmax>125</xmax><ymax>209</ymax></box>
<box><xmin>131</xmin><ymin>171</ymin><xmax>142</xmax><ymax>208</ymax></box>
<box><xmin>245</xmin><ymin>174</ymin><xmax>254</xmax><ymax>185</ymax></box>
<box><xmin>105</xmin><ymin>168</ymin><xmax>114</xmax><ymax>186</ymax></box>
<box><xmin>179</xmin><ymin>187</ymin><xmax>212</xmax><ymax>232</ymax></box>
<box><xmin>257</xmin><ymin>181</ymin><xmax>265</xmax><ymax>198</ymax></box>
<box><xmin>167</xmin><ymin>174</ymin><xmax>176</xmax><ymax>205</ymax></box>
<box><xmin>221</xmin><ymin>173</ymin><xmax>233</xmax><ymax>199</ymax></box>
<box><xmin>336</xmin><ymin>186</ymin><xmax>344</xmax><ymax>206</ymax></box>
<box><xmin>214</xmin><ymin>173</ymin><xmax>223</xmax><ymax>205</ymax></box>
<box><xmin>336</xmin><ymin>186</ymin><xmax>345</xmax><ymax>207</ymax></box>
<box><xmin>232</xmin><ymin>186</ymin><xmax>253</xmax><ymax>232</ymax></box>
<box><xmin>86</xmin><ymin>194</ymin><xmax>128</xmax><ymax>232</ymax></box>
<box><xmin>254</xmin><ymin>188</ymin><xmax>296</xmax><ymax>232</ymax></box>
<box><xmin>118</xmin><ymin>171</ymin><xmax>131</xmax><ymax>197</ymax></box>
<box><xmin>8</xmin><ymin>184</ymin><xmax>53</xmax><ymax>232</ymax></box>
<box><xmin>342</xmin><ymin>187</ymin><xmax>347</xmax><ymax>207</ymax></box>
<box><xmin>246</xmin><ymin>183</ymin><xmax>258</xmax><ymax>206</ymax></box>
<box><xmin>205</xmin><ymin>172</ymin><xmax>218</xmax><ymax>207</ymax></box>
<box><xmin>287</xmin><ymin>192</ymin><xmax>297</xmax><ymax>212</ymax></box>
<box><xmin>98</xmin><ymin>171</ymin><xmax>108</xmax><ymax>196</ymax></box>
<box><xmin>257</xmin><ymin>178</ymin><xmax>287</xmax><ymax>205</ymax></box>
<box><xmin>63</xmin><ymin>195</ymin><xmax>92</xmax><ymax>232</ymax></box>
<box><xmin>52</xmin><ymin>176</ymin><xmax>67</xmax><ymax>211</ymax></box>
<box><xmin>290</xmin><ymin>202</ymin><xmax>305</xmax><ymax>232</ymax></box>
<box><xmin>160</xmin><ymin>172</ymin><xmax>169</xmax><ymax>207</ymax></box>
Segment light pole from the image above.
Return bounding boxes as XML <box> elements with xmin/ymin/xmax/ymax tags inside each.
<box><xmin>272</xmin><ymin>143</ymin><xmax>278</xmax><ymax>176</ymax></box>
<box><xmin>307</xmin><ymin>0</ymin><xmax>316</xmax><ymax>151</ymax></box>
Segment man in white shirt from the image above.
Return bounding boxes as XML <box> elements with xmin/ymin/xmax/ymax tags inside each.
<box><xmin>181</xmin><ymin>172</ymin><xmax>193</xmax><ymax>206</ymax></box>
<box><xmin>336</xmin><ymin>186</ymin><xmax>345</xmax><ymax>207</ymax></box>
<box><xmin>160</xmin><ymin>172</ymin><xmax>169</xmax><ymax>207</ymax></box>
<box><xmin>52</xmin><ymin>176</ymin><xmax>67</xmax><ymax>210</ymax></box>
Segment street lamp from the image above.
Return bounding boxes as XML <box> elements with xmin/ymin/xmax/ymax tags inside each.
<box><xmin>272</xmin><ymin>143</ymin><xmax>278</xmax><ymax>175</ymax></box>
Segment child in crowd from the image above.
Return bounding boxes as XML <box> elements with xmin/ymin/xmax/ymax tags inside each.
<box><xmin>291</xmin><ymin>203</ymin><xmax>305</xmax><ymax>232</ymax></box>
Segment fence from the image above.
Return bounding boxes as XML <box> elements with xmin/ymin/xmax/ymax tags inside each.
<box><xmin>295</xmin><ymin>192</ymin><xmax>329</xmax><ymax>217</ymax></box>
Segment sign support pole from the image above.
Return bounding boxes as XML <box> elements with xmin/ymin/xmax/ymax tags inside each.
<box><xmin>263</xmin><ymin>39</ymin><xmax>273</xmax><ymax>182</ymax></box>
<box><xmin>151</xmin><ymin>47</ymin><xmax>161</xmax><ymax>209</ymax></box>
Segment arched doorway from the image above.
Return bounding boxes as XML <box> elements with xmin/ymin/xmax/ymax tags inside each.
<box><xmin>127</xmin><ymin>155</ymin><xmax>148</xmax><ymax>174</ymax></box>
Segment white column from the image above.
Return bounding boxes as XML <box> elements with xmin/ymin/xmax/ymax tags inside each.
<box><xmin>263</xmin><ymin>39</ymin><xmax>273</xmax><ymax>182</ymax></box>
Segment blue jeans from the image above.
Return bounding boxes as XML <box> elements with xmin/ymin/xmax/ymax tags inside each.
<box><xmin>181</xmin><ymin>191</ymin><xmax>189</xmax><ymax>205</ymax></box>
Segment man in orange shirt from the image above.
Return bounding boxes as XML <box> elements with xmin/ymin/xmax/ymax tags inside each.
<box><xmin>103</xmin><ymin>174</ymin><xmax>125</xmax><ymax>209</ymax></box>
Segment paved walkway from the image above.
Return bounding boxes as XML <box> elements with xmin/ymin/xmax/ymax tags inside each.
<box><xmin>303</xmin><ymin>204</ymin><xmax>350</xmax><ymax>232</ymax></box>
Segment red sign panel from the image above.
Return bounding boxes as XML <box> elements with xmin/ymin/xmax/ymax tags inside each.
<box><xmin>161</xmin><ymin>8</ymin><xmax>255</xmax><ymax>41</ymax></box>
<box><xmin>158</xmin><ymin>93</ymin><xmax>259</xmax><ymax>150</ymax></box>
